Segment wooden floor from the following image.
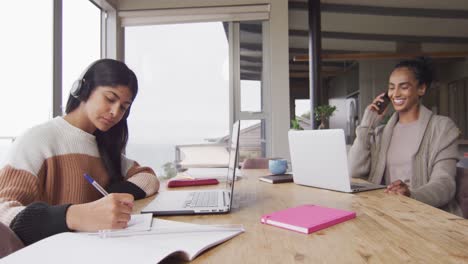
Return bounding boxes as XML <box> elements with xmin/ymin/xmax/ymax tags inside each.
<box><xmin>134</xmin><ymin>169</ymin><xmax>468</xmax><ymax>264</ymax></box>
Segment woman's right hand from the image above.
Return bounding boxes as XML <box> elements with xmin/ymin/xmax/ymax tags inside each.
<box><xmin>66</xmin><ymin>193</ymin><xmax>134</xmax><ymax>232</ymax></box>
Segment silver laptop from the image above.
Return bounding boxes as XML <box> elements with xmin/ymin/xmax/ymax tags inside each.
<box><xmin>141</xmin><ymin>121</ymin><xmax>240</xmax><ymax>215</ymax></box>
<box><xmin>288</xmin><ymin>129</ymin><xmax>385</xmax><ymax>193</ymax></box>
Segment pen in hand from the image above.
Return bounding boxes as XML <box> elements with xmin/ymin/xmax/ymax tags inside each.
<box><xmin>82</xmin><ymin>173</ymin><xmax>134</xmax><ymax>231</ymax></box>
<box><xmin>83</xmin><ymin>173</ymin><xmax>134</xmax><ymax>208</ymax></box>
<box><xmin>84</xmin><ymin>173</ymin><xmax>109</xmax><ymax>196</ymax></box>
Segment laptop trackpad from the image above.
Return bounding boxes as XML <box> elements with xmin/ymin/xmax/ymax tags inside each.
<box><xmin>145</xmin><ymin>192</ymin><xmax>187</xmax><ymax>211</ymax></box>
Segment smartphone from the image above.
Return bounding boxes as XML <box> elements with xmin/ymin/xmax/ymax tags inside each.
<box><xmin>375</xmin><ymin>92</ymin><xmax>390</xmax><ymax>115</ymax></box>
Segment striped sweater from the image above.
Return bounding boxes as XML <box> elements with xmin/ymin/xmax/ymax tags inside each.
<box><xmin>0</xmin><ymin>117</ymin><xmax>159</xmax><ymax>244</ymax></box>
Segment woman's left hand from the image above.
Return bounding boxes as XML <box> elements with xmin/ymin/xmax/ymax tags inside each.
<box><xmin>385</xmin><ymin>179</ymin><xmax>410</xmax><ymax>196</ymax></box>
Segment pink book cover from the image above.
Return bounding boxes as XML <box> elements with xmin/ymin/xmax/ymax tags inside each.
<box><xmin>260</xmin><ymin>204</ymin><xmax>356</xmax><ymax>234</ymax></box>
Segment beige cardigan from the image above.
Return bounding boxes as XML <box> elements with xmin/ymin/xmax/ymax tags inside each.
<box><xmin>348</xmin><ymin>105</ymin><xmax>461</xmax><ymax>216</ymax></box>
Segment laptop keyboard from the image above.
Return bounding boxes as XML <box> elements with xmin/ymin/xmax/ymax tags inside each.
<box><xmin>185</xmin><ymin>191</ymin><xmax>219</xmax><ymax>208</ymax></box>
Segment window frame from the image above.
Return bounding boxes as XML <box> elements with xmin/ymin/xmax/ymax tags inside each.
<box><xmin>118</xmin><ymin>5</ymin><xmax>271</xmax><ymax>157</ymax></box>
<box><xmin>53</xmin><ymin>0</ymin><xmax>105</xmax><ymax>117</ymax></box>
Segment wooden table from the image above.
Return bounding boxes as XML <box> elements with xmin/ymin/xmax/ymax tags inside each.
<box><xmin>134</xmin><ymin>169</ymin><xmax>468</xmax><ymax>263</ymax></box>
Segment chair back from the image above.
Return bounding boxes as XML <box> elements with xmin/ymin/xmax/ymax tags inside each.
<box><xmin>456</xmin><ymin>159</ymin><xmax>468</xmax><ymax>219</ymax></box>
<box><xmin>0</xmin><ymin>222</ymin><xmax>24</xmax><ymax>258</ymax></box>
<box><xmin>242</xmin><ymin>158</ymin><xmax>272</xmax><ymax>169</ymax></box>
<box><xmin>174</xmin><ymin>144</ymin><xmax>229</xmax><ymax>172</ymax></box>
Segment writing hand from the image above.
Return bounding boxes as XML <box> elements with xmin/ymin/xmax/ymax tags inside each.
<box><xmin>66</xmin><ymin>193</ymin><xmax>134</xmax><ymax>232</ymax></box>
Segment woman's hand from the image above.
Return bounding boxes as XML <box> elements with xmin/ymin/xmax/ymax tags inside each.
<box><xmin>66</xmin><ymin>193</ymin><xmax>134</xmax><ymax>232</ymax></box>
<box><xmin>368</xmin><ymin>92</ymin><xmax>389</xmax><ymax>116</ymax></box>
<box><xmin>384</xmin><ymin>179</ymin><xmax>410</xmax><ymax>197</ymax></box>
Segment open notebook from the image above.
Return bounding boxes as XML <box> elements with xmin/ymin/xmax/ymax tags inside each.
<box><xmin>3</xmin><ymin>219</ymin><xmax>244</xmax><ymax>264</ymax></box>
<box><xmin>80</xmin><ymin>214</ymin><xmax>153</xmax><ymax>237</ymax></box>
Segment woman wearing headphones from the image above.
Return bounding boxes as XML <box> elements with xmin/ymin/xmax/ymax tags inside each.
<box><xmin>0</xmin><ymin>59</ymin><xmax>160</xmax><ymax>246</ymax></box>
<box><xmin>348</xmin><ymin>57</ymin><xmax>461</xmax><ymax>216</ymax></box>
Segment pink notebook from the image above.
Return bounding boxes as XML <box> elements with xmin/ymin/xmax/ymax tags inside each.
<box><xmin>260</xmin><ymin>204</ymin><xmax>356</xmax><ymax>234</ymax></box>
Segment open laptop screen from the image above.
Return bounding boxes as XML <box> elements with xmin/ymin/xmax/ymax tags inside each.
<box><xmin>225</xmin><ymin>120</ymin><xmax>240</xmax><ymax>207</ymax></box>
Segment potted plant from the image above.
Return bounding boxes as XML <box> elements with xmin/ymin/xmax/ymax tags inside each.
<box><xmin>314</xmin><ymin>105</ymin><xmax>337</xmax><ymax>129</ymax></box>
<box><xmin>291</xmin><ymin>118</ymin><xmax>304</xmax><ymax>130</ymax></box>
<box><xmin>161</xmin><ymin>162</ymin><xmax>177</xmax><ymax>179</ymax></box>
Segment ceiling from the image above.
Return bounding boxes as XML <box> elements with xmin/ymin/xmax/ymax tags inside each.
<box><xmin>238</xmin><ymin>0</ymin><xmax>468</xmax><ymax>82</ymax></box>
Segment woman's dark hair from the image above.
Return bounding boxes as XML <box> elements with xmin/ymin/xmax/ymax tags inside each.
<box><xmin>65</xmin><ymin>59</ymin><xmax>138</xmax><ymax>183</ymax></box>
<box><xmin>393</xmin><ymin>57</ymin><xmax>434</xmax><ymax>88</ymax></box>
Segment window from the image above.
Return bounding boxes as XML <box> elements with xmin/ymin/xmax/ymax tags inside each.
<box><xmin>0</xmin><ymin>1</ymin><xmax>53</xmax><ymax>144</ymax></box>
<box><xmin>240</xmin><ymin>22</ymin><xmax>263</xmax><ymax>113</ymax></box>
<box><xmin>238</xmin><ymin>119</ymin><xmax>265</xmax><ymax>161</ymax></box>
<box><xmin>295</xmin><ymin>99</ymin><xmax>311</xmax><ymax>119</ymax></box>
<box><xmin>237</xmin><ymin>21</ymin><xmax>267</xmax><ymax>157</ymax></box>
<box><xmin>62</xmin><ymin>0</ymin><xmax>101</xmax><ymax>110</ymax></box>
<box><xmin>124</xmin><ymin>22</ymin><xmax>230</xmax><ymax>176</ymax></box>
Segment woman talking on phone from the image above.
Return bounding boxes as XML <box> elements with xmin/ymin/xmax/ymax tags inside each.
<box><xmin>348</xmin><ymin>57</ymin><xmax>461</xmax><ymax>216</ymax></box>
<box><xmin>0</xmin><ymin>59</ymin><xmax>160</xmax><ymax>247</ymax></box>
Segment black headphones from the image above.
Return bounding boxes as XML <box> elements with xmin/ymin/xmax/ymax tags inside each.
<box><xmin>70</xmin><ymin>61</ymin><xmax>99</xmax><ymax>99</ymax></box>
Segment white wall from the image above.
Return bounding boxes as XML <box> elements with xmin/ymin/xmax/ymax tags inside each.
<box><xmin>267</xmin><ymin>0</ymin><xmax>290</xmax><ymax>160</ymax></box>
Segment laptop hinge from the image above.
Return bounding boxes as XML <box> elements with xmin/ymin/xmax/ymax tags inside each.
<box><xmin>223</xmin><ymin>191</ymin><xmax>231</xmax><ymax>207</ymax></box>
